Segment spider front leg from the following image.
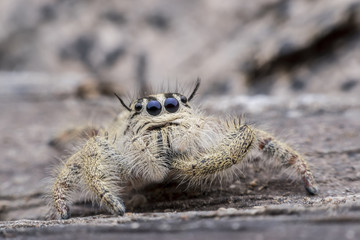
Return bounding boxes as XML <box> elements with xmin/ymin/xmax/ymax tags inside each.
<box><xmin>51</xmin><ymin>136</ymin><xmax>129</xmax><ymax>219</ymax></box>
<box><xmin>254</xmin><ymin>129</ymin><xmax>318</xmax><ymax>195</ymax></box>
<box><xmin>172</xmin><ymin>124</ymin><xmax>254</xmax><ymax>176</ymax></box>
<box><xmin>51</xmin><ymin>153</ymin><xmax>82</xmax><ymax>219</ymax></box>
<box><xmin>171</xmin><ymin>122</ymin><xmax>318</xmax><ymax>195</ymax></box>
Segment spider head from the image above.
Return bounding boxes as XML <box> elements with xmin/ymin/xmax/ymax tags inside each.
<box><xmin>114</xmin><ymin>79</ymin><xmax>200</xmax><ymax>132</ymax></box>
<box><xmin>125</xmin><ymin>93</ymin><xmax>197</xmax><ymax>132</ymax></box>
<box><xmin>130</xmin><ymin>93</ymin><xmax>191</xmax><ymax>117</ymax></box>
<box><xmin>122</xmin><ymin>93</ymin><xmax>196</xmax><ymax>134</ymax></box>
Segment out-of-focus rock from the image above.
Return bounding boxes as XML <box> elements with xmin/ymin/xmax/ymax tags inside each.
<box><xmin>0</xmin><ymin>0</ymin><xmax>359</xmax><ymax>97</ymax></box>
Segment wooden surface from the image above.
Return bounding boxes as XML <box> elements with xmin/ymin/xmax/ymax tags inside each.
<box><xmin>0</xmin><ymin>76</ymin><xmax>359</xmax><ymax>239</ymax></box>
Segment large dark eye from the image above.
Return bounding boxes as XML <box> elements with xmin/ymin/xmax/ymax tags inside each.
<box><xmin>164</xmin><ymin>98</ymin><xmax>179</xmax><ymax>113</ymax></box>
<box><xmin>146</xmin><ymin>100</ymin><xmax>162</xmax><ymax>116</ymax></box>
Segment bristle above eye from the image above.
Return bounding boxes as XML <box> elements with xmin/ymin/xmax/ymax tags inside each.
<box><xmin>188</xmin><ymin>78</ymin><xmax>201</xmax><ymax>101</ymax></box>
<box><xmin>114</xmin><ymin>93</ymin><xmax>131</xmax><ymax>111</ymax></box>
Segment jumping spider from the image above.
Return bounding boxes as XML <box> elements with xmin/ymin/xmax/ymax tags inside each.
<box><xmin>50</xmin><ymin>79</ymin><xmax>318</xmax><ymax>219</ymax></box>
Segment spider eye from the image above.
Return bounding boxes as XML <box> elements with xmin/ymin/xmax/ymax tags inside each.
<box><xmin>135</xmin><ymin>102</ymin><xmax>142</xmax><ymax>112</ymax></box>
<box><xmin>180</xmin><ymin>95</ymin><xmax>187</xmax><ymax>103</ymax></box>
<box><xmin>146</xmin><ymin>100</ymin><xmax>162</xmax><ymax>116</ymax></box>
<box><xmin>164</xmin><ymin>98</ymin><xmax>179</xmax><ymax>113</ymax></box>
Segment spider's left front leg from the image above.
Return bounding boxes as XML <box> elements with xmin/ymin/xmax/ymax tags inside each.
<box><xmin>171</xmin><ymin>123</ymin><xmax>318</xmax><ymax>195</ymax></box>
<box><xmin>171</xmin><ymin>124</ymin><xmax>254</xmax><ymax>178</ymax></box>
<box><xmin>254</xmin><ymin>129</ymin><xmax>318</xmax><ymax>195</ymax></box>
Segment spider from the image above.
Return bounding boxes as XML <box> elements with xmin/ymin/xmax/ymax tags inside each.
<box><xmin>49</xmin><ymin>79</ymin><xmax>318</xmax><ymax>219</ymax></box>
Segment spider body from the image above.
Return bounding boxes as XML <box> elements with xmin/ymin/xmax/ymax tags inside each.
<box><xmin>50</xmin><ymin>80</ymin><xmax>318</xmax><ymax>219</ymax></box>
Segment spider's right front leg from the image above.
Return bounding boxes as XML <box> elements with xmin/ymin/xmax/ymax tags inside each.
<box><xmin>51</xmin><ymin>152</ymin><xmax>82</xmax><ymax>219</ymax></box>
<box><xmin>51</xmin><ymin>136</ymin><xmax>129</xmax><ymax>219</ymax></box>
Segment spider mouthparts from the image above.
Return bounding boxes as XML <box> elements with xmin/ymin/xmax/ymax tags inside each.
<box><xmin>147</xmin><ymin>122</ymin><xmax>180</xmax><ymax>131</ymax></box>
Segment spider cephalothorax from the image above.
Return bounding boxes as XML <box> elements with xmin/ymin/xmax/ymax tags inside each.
<box><xmin>126</xmin><ymin>93</ymin><xmax>195</xmax><ymax>134</ymax></box>
<box><xmin>49</xmin><ymin>80</ymin><xmax>318</xmax><ymax>219</ymax></box>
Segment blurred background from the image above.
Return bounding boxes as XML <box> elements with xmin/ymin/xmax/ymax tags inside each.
<box><xmin>1</xmin><ymin>0</ymin><xmax>360</xmax><ymax>222</ymax></box>
<box><xmin>1</xmin><ymin>0</ymin><xmax>360</xmax><ymax>97</ymax></box>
